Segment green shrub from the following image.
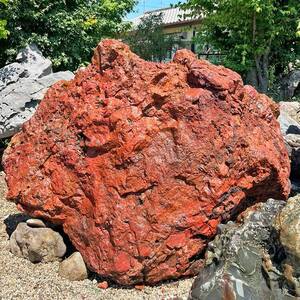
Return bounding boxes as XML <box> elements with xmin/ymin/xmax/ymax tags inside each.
<box><xmin>0</xmin><ymin>0</ymin><xmax>136</xmax><ymax>71</ymax></box>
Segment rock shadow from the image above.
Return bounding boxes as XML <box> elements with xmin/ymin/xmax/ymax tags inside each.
<box><xmin>287</xmin><ymin>124</ymin><xmax>300</xmax><ymax>134</ymax></box>
<box><xmin>4</xmin><ymin>213</ymin><xmax>30</xmax><ymax>237</ymax></box>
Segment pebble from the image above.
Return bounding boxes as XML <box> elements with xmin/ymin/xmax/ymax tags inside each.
<box><xmin>26</xmin><ymin>218</ymin><xmax>46</xmax><ymax>228</ymax></box>
<box><xmin>98</xmin><ymin>281</ymin><xmax>109</xmax><ymax>289</ymax></box>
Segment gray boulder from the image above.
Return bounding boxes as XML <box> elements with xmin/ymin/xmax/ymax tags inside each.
<box><xmin>189</xmin><ymin>199</ymin><xmax>300</xmax><ymax>299</ymax></box>
<box><xmin>9</xmin><ymin>222</ymin><xmax>66</xmax><ymax>263</ymax></box>
<box><xmin>15</xmin><ymin>44</ymin><xmax>53</xmax><ymax>79</ymax></box>
<box><xmin>278</xmin><ymin>112</ymin><xmax>300</xmax><ymax>137</ymax></box>
<box><xmin>0</xmin><ymin>44</ymin><xmax>52</xmax><ymax>92</ymax></box>
<box><xmin>0</xmin><ymin>63</ymin><xmax>26</xmax><ymax>91</ymax></box>
<box><xmin>0</xmin><ymin>71</ymin><xmax>74</xmax><ymax>139</ymax></box>
<box><xmin>0</xmin><ymin>44</ymin><xmax>74</xmax><ymax>139</ymax></box>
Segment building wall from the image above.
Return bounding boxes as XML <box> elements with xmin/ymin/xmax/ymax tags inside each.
<box><xmin>160</xmin><ymin>22</ymin><xmax>200</xmax><ymax>61</ymax></box>
<box><xmin>162</xmin><ymin>22</ymin><xmax>200</xmax><ymax>52</ymax></box>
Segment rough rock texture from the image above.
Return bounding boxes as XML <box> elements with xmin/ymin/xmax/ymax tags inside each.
<box><xmin>58</xmin><ymin>252</ymin><xmax>88</xmax><ymax>281</ymax></box>
<box><xmin>189</xmin><ymin>199</ymin><xmax>300</xmax><ymax>299</ymax></box>
<box><xmin>278</xmin><ymin>101</ymin><xmax>300</xmax><ymax>179</ymax></box>
<box><xmin>9</xmin><ymin>222</ymin><xmax>66</xmax><ymax>263</ymax></box>
<box><xmin>0</xmin><ymin>44</ymin><xmax>52</xmax><ymax>91</ymax></box>
<box><xmin>15</xmin><ymin>44</ymin><xmax>53</xmax><ymax>78</ymax></box>
<box><xmin>0</xmin><ymin>171</ymin><xmax>194</xmax><ymax>300</ymax></box>
<box><xmin>274</xmin><ymin>195</ymin><xmax>300</xmax><ymax>275</ymax></box>
<box><xmin>0</xmin><ymin>44</ymin><xmax>74</xmax><ymax>139</ymax></box>
<box><xmin>3</xmin><ymin>39</ymin><xmax>290</xmax><ymax>285</ymax></box>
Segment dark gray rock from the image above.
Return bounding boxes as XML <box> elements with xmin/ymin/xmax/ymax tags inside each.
<box><xmin>189</xmin><ymin>199</ymin><xmax>300</xmax><ymax>300</ymax></box>
<box><xmin>279</xmin><ymin>102</ymin><xmax>300</xmax><ymax>178</ymax></box>
<box><xmin>281</xmin><ymin>70</ymin><xmax>300</xmax><ymax>100</ymax></box>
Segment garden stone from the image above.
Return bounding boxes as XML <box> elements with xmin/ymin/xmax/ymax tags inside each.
<box><xmin>281</xmin><ymin>70</ymin><xmax>300</xmax><ymax>100</ymax></box>
<box><xmin>0</xmin><ymin>63</ymin><xmax>26</xmax><ymax>91</ymax></box>
<box><xmin>9</xmin><ymin>222</ymin><xmax>66</xmax><ymax>263</ymax></box>
<box><xmin>58</xmin><ymin>252</ymin><xmax>88</xmax><ymax>281</ymax></box>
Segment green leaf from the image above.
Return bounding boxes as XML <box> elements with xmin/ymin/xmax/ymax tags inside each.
<box><xmin>0</xmin><ymin>0</ymin><xmax>137</xmax><ymax>70</ymax></box>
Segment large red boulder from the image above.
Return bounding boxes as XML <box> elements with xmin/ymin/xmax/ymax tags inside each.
<box><xmin>3</xmin><ymin>40</ymin><xmax>290</xmax><ymax>285</ymax></box>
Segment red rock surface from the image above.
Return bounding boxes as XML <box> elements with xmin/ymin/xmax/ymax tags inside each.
<box><xmin>3</xmin><ymin>40</ymin><xmax>290</xmax><ymax>285</ymax></box>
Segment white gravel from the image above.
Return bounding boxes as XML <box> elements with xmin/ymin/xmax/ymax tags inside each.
<box><xmin>0</xmin><ymin>171</ymin><xmax>193</xmax><ymax>300</ymax></box>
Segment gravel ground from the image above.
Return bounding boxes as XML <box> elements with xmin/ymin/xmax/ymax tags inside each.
<box><xmin>0</xmin><ymin>171</ymin><xmax>193</xmax><ymax>300</ymax></box>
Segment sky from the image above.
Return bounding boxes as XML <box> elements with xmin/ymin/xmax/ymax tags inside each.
<box><xmin>127</xmin><ymin>0</ymin><xmax>181</xmax><ymax>20</ymax></box>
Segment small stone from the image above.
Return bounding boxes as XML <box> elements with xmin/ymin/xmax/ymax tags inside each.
<box><xmin>58</xmin><ymin>252</ymin><xmax>88</xmax><ymax>281</ymax></box>
<box><xmin>134</xmin><ymin>284</ymin><xmax>144</xmax><ymax>291</ymax></box>
<box><xmin>98</xmin><ymin>281</ymin><xmax>108</xmax><ymax>289</ymax></box>
<box><xmin>9</xmin><ymin>222</ymin><xmax>66</xmax><ymax>263</ymax></box>
<box><xmin>26</xmin><ymin>218</ymin><xmax>46</xmax><ymax>228</ymax></box>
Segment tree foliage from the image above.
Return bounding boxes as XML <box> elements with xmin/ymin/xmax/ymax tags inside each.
<box><xmin>0</xmin><ymin>0</ymin><xmax>9</xmax><ymax>39</ymax></box>
<box><xmin>125</xmin><ymin>13</ymin><xmax>182</xmax><ymax>62</ymax></box>
<box><xmin>180</xmin><ymin>0</ymin><xmax>300</xmax><ymax>94</ymax></box>
<box><xmin>0</xmin><ymin>0</ymin><xmax>136</xmax><ymax>70</ymax></box>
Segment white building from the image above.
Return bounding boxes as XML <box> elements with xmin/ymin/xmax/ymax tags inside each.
<box><xmin>131</xmin><ymin>6</ymin><xmax>202</xmax><ymax>56</ymax></box>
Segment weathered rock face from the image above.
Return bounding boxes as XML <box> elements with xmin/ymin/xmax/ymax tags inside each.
<box><xmin>3</xmin><ymin>39</ymin><xmax>290</xmax><ymax>285</ymax></box>
<box><xmin>0</xmin><ymin>44</ymin><xmax>74</xmax><ymax>139</ymax></box>
<box><xmin>189</xmin><ymin>198</ymin><xmax>300</xmax><ymax>299</ymax></box>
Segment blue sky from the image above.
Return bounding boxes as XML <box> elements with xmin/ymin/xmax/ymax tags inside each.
<box><xmin>127</xmin><ymin>0</ymin><xmax>181</xmax><ymax>20</ymax></box>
